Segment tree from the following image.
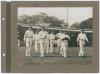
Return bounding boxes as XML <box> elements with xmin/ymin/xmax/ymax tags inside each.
<box><xmin>18</xmin><ymin>15</ymin><xmax>32</xmax><ymax>25</ymax></box>
<box><xmin>18</xmin><ymin>13</ymin><xmax>63</xmax><ymax>27</ymax></box>
<box><xmin>79</xmin><ymin>18</ymin><xmax>93</xmax><ymax>29</ymax></box>
<box><xmin>70</xmin><ymin>23</ymin><xmax>80</xmax><ymax>29</ymax></box>
<box><xmin>61</xmin><ymin>23</ymin><xmax>69</xmax><ymax>28</ymax></box>
<box><xmin>47</xmin><ymin>16</ymin><xmax>63</xmax><ymax>27</ymax></box>
<box><xmin>70</xmin><ymin>18</ymin><xmax>93</xmax><ymax>29</ymax></box>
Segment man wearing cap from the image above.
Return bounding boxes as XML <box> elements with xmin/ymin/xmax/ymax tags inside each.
<box><xmin>77</xmin><ymin>29</ymin><xmax>89</xmax><ymax>56</ymax></box>
<box><xmin>38</xmin><ymin>27</ymin><xmax>48</xmax><ymax>57</ymax></box>
<box><xmin>24</xmin><ymin>27</ymin><xmax>34</xmax><ymax>56</ymax></box>
<box><xmin>60</xmin><ymin>32</ymin><xmax>70</xmax><ymax>57</ymax></box>
<box><xmin>49</xmin><ymin>31</ymin><xmax>56</xmax><ymax>53</ymax></box>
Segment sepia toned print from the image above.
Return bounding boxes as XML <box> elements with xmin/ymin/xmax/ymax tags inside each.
<box><xmin>17</xmin><ymin>7</ymin><xmax>93</xmax><ymax>65</ymax></box>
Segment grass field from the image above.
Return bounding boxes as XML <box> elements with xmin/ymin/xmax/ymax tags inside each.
<box><xmin>17</xmin><ymin>46</ymin><xmax>94</xmax><ymax>66</ymax></box>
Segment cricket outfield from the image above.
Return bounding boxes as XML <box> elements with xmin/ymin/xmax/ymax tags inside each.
<box><xmin>17</xmin><ymin>47</ymin><xmax>94</xmax><ymax>65</ymax></box>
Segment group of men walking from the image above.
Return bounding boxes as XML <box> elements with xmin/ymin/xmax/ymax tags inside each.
<box><xmin>23</xmin><ymin>27</ymin><xmax>89</xmax><ymax>58</ymax></box>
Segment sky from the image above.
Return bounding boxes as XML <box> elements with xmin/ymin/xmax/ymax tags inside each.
<box><xmin>18</xmin><ymin>7</ymin><xmax>93</xmax><ymax>26</ymax></box>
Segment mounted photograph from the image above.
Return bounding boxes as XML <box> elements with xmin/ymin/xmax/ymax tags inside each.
<box><xmin>1</xmin><ymin>1</ymin><xmax>99</xmax><ymax>73</ymax></box>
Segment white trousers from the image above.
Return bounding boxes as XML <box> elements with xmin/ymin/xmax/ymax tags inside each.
<box><xmin>50</xmin><ymin>39</ymin><xmax>54</xmax><ymax>53</ymax></box>
<box><xmin>45</xmin><ymin>39</ymin><xmax>49</xmax><ymax>54</ymax></box>
<box><xmin>79</xmin><ymin>40</ymin><xmax>85</xmax><ymax>56</ymax></box>
<box><xmin>35</xmin><ymin>40</ymin><xmax>39</xmax><ymax>53</ymax></box>
<box><xmin>60</xmin><ymin>40</ymin><xmax>68</xmax><ymax>57</ymax></box>
<box><xmin>26</xmin><ymin>48</ymin><xmax>31</xmax><ymax>56</ymax></box>
<box><xmin>39</xmin><ymin>39</ymin><xmax>46</xmax><ymax>57</ymax></box>
<box><xmin>25</xmin><ymin>38</ymin><xmax>33</xmax><ymax>56</ymax></box>
<box><xmin>57</xmin><ymin>39</ymin><xmax>61</xmax><ymax>48</ymax></box>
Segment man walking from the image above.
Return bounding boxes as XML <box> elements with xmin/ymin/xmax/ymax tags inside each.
<box><xmin>45</xmin><ymin>30</ymin><xmax>49</xmax><ymax>54</ymax></box>
<box><xmin>24</xmin><ymin>27</ymin><xmax>34</xmax><ymax>56</ymax></box>
<box><xmin>77</xmin><ymin>29</ymin><xmax>89</xmax><ymax>56</ymax></box>
<box><xmin>49</xmin><ymin>31</ymin><xmax>55</xmax><ymax>53</ymax></box>
<box><xmin>56</xmin><ymin>30</ymin><xmax>62</xmax><ymax>48</ymax></box>
<box><xmin>38</xmin><ymin>27</ymin><xmax>47</xmax><ymax>57</ymax></box>
<box><xmin>60</xmin><ymin>31</ymin><xmax>70</xmax><ymax>58</ymax></box>
<box><xmin>34</xmin><ymin>30</ymin><xmax>39</xmax><ymax>53</ymax></box>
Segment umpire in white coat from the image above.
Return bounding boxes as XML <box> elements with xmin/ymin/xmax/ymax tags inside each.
<box><xmin>77</xmin><ymin>29</ymin><xmax>89</xmax><ymax>56</ymax></box>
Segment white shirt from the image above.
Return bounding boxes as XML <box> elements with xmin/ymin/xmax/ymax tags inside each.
<box><xmin>34</xmin><ymin>34</ymin><xmax>39</xmax><ymax>40</ymax></box>
<box><xmin>60</xmin><ymin>34</ymin><xmax>70</xmax><ymax>40</ymax></box>
<box><xmin>38</xmin><ymin>31</ymin><xmax>48</xmax><ymax>39</ymax></box>
<box><xmin>24</xmin><ymin>30</ymin><xmax>34</xmax><ymax>40</ymax></box>
<box><xmin>56</xmin><ymin>33</ymin><xmax>62</xmax><ymax>39</ymax></box>
<box><xmin>77</xmin><ymin>32</ymin><xmax>88</xmax><ymax>42</ymax></box>
<box><xmin>49</xmin><ymin>34</ymin><xmax>55</xmax><ymax>40</ymax></box>
<box><xmin>45</xmin><ymin>31</ymin><xmax>49</xmax><ymax>39</ymax></box>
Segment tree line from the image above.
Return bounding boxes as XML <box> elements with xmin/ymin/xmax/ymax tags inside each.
<box><xmin>18</xmin><ymin>12</ymin><xmax>93</xmax><ymax>29</ymax></box>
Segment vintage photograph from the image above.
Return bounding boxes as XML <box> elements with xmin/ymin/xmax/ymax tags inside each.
<box><xmin>17</xmin><ymin>7</ymin><xmax>93</xmax><ymax>65</ymax></box>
